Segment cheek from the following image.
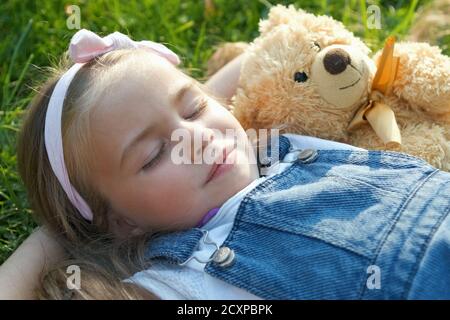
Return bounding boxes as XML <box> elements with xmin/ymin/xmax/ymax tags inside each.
<box><xmin>125</xmin><ymin>163</ymin><xmax>202</xmax><ymax>226</ymax></box>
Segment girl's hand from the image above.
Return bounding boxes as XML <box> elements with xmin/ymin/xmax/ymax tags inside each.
<box><xmin>205</xmin><ymin>53</ymin><xmax>245</xmax><ymax>105</ymax></box>
<box><xmin>0</xmin><ymin>226</ymin><xmax>65</xmax><ymax>300</ymax></box>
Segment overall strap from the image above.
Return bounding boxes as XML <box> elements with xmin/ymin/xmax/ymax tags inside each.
<box><xmin>258</xmin><ymin>134</ymin><xmax>292</xmax><ymax>169</ymax></box>
<box><xmin>144</xmin><ymin>228</ymin><xmax>205</xmax><ymax>265</ymax></box>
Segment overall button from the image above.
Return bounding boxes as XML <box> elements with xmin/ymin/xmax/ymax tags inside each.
<box><xmin>213</xmin><ymin>246</ymin><xmax>235</xmax><ymax>267</ymax></box>
<box><xmin>259</xmin><ymin>155</ymin><xmax>272</xmax><ymax>167</ymax></box>
<box><xmin>298</xmin><ymin>149</ymin><xmax>318</xmax><ymax>164</ymax></box>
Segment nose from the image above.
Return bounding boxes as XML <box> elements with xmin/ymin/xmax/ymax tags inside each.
<box><xmin>323</xmin><ymin>48</ymin><xmax>351</xmax><ymax>75</ymax></box>
<box><xmin>190</xmin><ymin>128</ymin><xmax>215</xmax><ymax>163</ymax></box>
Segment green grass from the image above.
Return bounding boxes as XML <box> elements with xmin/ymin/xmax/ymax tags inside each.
<box><xmin>0</xmin><ymin>0</ymin><xmax>444</xmax><ymax>264</ymax></box>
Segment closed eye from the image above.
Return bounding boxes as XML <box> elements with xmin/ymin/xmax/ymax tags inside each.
<box><xmin>142</xmin><ymin>141</ymin><xmax>167</xmax><ymax>171</ymax></box>
<box><xmin>184</xmin><ymin>97</ymin><xmax>208</xmax><ymax>120</ymax></box>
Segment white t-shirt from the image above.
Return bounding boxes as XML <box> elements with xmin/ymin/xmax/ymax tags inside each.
<box><xmin>126</xmin><ymin>134</ymin><xmax>364</xmax><ymax>299</ymax></box>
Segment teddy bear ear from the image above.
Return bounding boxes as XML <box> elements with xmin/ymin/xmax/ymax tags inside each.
<box><xmin>259</xmin><ymin>4</ymin><xmax>307</xmax><ymax>36</ymax></box>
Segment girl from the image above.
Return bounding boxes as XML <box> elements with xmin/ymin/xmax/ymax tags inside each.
<box><xmin>2</xmin><ymin>29</ymin><xmax>450</xmax><ymax>299</ymax></box>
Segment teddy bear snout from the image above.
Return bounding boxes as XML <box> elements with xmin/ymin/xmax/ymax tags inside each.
<box><xmin>310</xmin><ymin>44</ymin><xmax>373</xmax><ymax>109</ymax></box>
<box><xmin>323</xmin><ymin>48</ymin><xmax>351</xmax><ymax>75</ymax></box>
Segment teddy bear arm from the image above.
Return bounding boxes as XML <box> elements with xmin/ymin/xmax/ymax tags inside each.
<box><xmin>351</xmin><ymin>121</ymin><xmax>450</xmax><ymax>171</ymax></box>
<box><xmin>398</xmin><ymin>122</ymin><xmax>450</xmax><ymax>171</ymax></box>
<box><xmin>376</xmin><ymin>42</ymin><xmax>450</xmax><ymax>117</ymax></box>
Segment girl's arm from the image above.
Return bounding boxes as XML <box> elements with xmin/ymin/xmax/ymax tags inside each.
<box><xmin>0</xmin><ymin>226</ymin><xmax>65</xmax><ymax>299</ymax></box>
<box><xmin>204</xmin><ymin>53</ymin><xmax>245</xmax><ymax>104</ymax></box>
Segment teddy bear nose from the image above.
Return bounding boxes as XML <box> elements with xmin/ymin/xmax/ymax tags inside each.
<box><xmin>323</xmin><ymin>48</ymin><xmax>351</xmax><ymax>75</ymax></box>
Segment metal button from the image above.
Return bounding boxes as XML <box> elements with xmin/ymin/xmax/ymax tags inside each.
<box><xmin>259</xmin><ymin>155</ymin><xmax>271</xmax><ymax>167</ymax></box>
<box><xmin>297</xmin><ymin>149</ymin><xmax>318</xmax><ymax>163</ymax></box>
<box><xmin>213</xmin><ymin>246</ymin><xmax>235</xmax><ymax>267</ymax></box>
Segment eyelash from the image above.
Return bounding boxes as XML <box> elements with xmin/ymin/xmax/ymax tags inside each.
<box><xmin>141</xmin><ymin>99</ymin><xmax>208</xmax><ymax>172</ymax></box>
<box><xmin>142</xmin><ymin>141</ymin><xmax>167</xmax><ymax>171</ymax></box>
<box><xmin>184</xmin><ymin>98</ymin><xmax>208</xmax><ymax>120</ymax></box>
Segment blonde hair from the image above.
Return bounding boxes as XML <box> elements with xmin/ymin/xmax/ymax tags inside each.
<box><xmin>17</xmin><ymin>49</ymin><xmax>158</xmax><ymax>299</ymax></box>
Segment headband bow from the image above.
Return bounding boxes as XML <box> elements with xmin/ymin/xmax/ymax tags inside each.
<box><xmin>44</xmin><ymin>29</ymin><xmax>180</xmax><ymax>221</ymax></box>
<box><xmin>69</xmin><ymin>29</ymin><xmax>180</xmax><ymax>65</ymax></box>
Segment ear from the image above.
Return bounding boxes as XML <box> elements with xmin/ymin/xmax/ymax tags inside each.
<box><xmin>259</xmin><ymin>5</ymin><xmax>370</xmax><ymax>56</ymax></box>
<box><xmin>259</xmin><ymin>4</ymin><xmax>307</xmax><ymax>36</ymax></box>
<box><xmin>106</xmin><ymin>207</ymin><xmax>146</xmax><ymax>239</ymax></box>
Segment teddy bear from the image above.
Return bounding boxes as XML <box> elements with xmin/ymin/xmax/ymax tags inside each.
<box><xmin>207</xmin><ymin>4</ymin><xmax>450</xmax><ymax>171</ymax></box>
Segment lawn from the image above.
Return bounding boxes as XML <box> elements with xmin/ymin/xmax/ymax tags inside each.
<box><xmin>0</xmin><ymin>0</ymin><xmax>445</xmax><ymax>264</ymax></box>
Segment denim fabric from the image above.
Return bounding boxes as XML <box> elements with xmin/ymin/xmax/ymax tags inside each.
<box><xmin>143</xmin><ymin>135</ymin><xmax>450</xmax><ymax>299</ymax></box>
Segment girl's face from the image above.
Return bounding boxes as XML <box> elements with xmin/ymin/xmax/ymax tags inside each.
<box><xmin>89</xmin><ymin>51</ymin><xmax>259</xmax><ymax>236</ymax></box>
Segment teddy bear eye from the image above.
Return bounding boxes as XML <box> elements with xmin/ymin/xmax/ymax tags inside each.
<box><xmin>294</xmin><ymin>71</ymin><xmax>308</xmax><ymax>83</ymax></box>
<box><xmin>313</xmin><ymin>42</ymin><xmax>321</xmax><ymax>51</ymax></box>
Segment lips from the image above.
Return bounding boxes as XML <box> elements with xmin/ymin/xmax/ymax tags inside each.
<box><xmin>205</xmin><ymin>146</ymin><xmax>236</xmax><ymax>184</ymax></box>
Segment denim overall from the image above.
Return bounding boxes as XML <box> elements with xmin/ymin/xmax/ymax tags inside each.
<box><xmin>143</xmin><ymin>135</ymin><xmax>450</xmax><ymax>299</ymax></box>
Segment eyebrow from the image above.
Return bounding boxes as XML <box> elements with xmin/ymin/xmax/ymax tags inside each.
<box><xmin>120</xmin><ymin>124</ymin><xmax>156</xmax><ymax>170</ymax></box>
<box><xmin>169</xmin><ymin>79</ymin><xmax>196</xmax><ymax>107</ymax></box>
<box><xmin>119</xmin><ymin>79</ymin><xmax>196</xmax><ymax>170</ymax></box>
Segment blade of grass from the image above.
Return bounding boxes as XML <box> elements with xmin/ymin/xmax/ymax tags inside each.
<box><xmin>390</xmin><ymin>0</ymin><xmax>419</xmax><ymax>37</ymax></box>
<box><xmin>359</xmin><ymin>0</ymin><xmax>368</xmax><ymax>38</ymax></box>
<box><xmin>174</xmin><ymin>20</ymin><xmax>195</xmax><ymax>34</ymax></box>
<box><xmin>2</xmin><ymin>19</ymin><xmax>33</xmax><ymax>108</ymax></box>
<box><xmin>193</xmin><ymin>21</ymin><xmax>206</xmax><ymax>67</ymax></box>
<box><xmin>4</xmin><ymin>53</ymin><xmax>34</xmax><ymax>108</ymax></box>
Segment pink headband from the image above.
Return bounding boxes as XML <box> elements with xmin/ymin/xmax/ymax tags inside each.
<box><xmin>44</xmin><ymin>29</ymin><xmax>180</xmax><ymax>221</ymax></box>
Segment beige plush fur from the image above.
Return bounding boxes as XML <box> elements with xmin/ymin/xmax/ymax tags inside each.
<box><xmin>208</xmin><ymin>4</ymin><xmax>450</xmax><ymax>171</ymax></box>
